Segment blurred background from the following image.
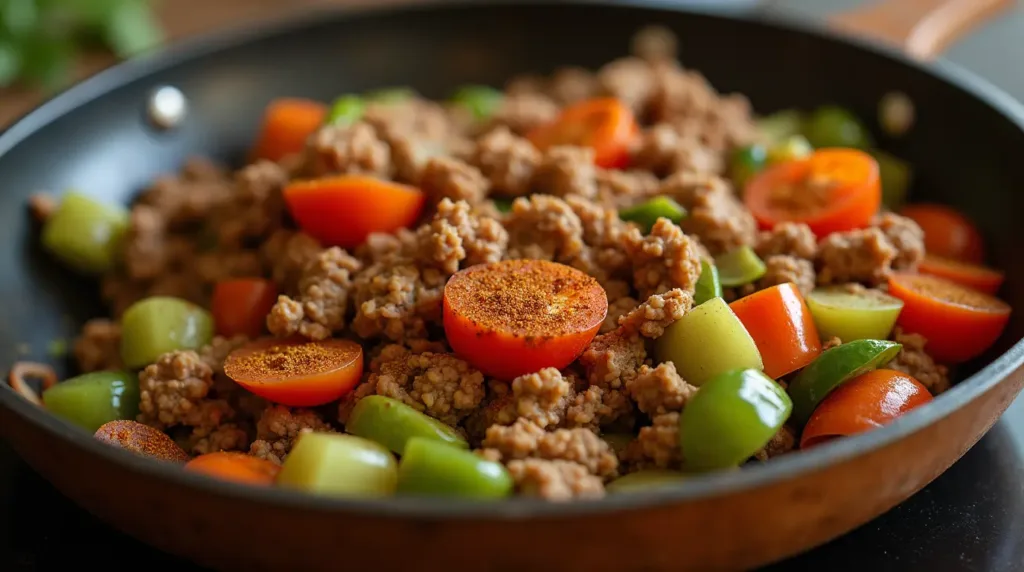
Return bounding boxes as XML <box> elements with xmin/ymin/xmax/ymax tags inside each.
<box><xmin>0</xmin><ymin>0</ymin><xmax>1022</xmax><ymax>127</ymax></box>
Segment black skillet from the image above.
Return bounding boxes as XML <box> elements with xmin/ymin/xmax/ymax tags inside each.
<box><xmin>1</xmin><ymin>1</ymin><xmax>1023</xmax><ymax>570</ymax></box>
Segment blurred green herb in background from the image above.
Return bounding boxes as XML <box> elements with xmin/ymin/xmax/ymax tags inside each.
<box><xmin>0</xmin><ymin>0</ymin><xmax>163</xmax><ymax>89</ymax></box>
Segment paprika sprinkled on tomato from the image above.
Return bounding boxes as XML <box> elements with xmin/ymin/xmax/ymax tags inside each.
<box><xmin>224</xmin><ymin>338</ymin><xmax>363</xmax><ymax>407</ymax></box>
<box><xmin>443</xmin><ymin>259</ymin><xmax>607</xmax><ymax>380</ymax></box>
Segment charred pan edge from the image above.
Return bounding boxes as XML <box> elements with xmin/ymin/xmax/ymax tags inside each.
<box><xmin>1</xmin><ymin>0</ymin><xmax>1023</xmax><ymax>519</ymax></box>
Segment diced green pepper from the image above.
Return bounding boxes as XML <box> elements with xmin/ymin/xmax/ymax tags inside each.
<box><xmin>41</xmin><ymin>191</ymin><xmax>129</xmax><ymax>274</ymax></box>
<box><xmin>654</xmin><ymin>297</ymin><xmax>763</xmax><ymax>386</ymax></box>
<box><xmin>364</xmin><ymin>87</ymin><xmax>415</xmax><ymax>104</ymax></box>
<box><xmin>757</xmin><ymin>110</ymin><xmax>804</xmax><ymax>145</ymax></box>
<box><xmin>766</xmin><ymin>135</ymin><xmax>813</xmax><ymax>165</ymax></box>
<box><xmin>42</xmin><ymin>370</ymin><xmax>139</xmax><ymax>432</ymax></box>
<box><xmin>492</xmin><ymin>197</ymin><xmax>514</xmax><ymax>213</ymax></box>
<box><xmin>606</xmin><ymin>470</ymin><xmax>686</xmax><ymax>493</ymax></box>
<box><xmin>346</xmin><ymin>395</ymin><xmax>467</xmax><ymax>455</ymax></box>
<box><xmin>619</xmin><ymin>197</ymin><xmax>687</xmax><ymax>233</ymax></box>
<box><xmin>276</xmin><ymin>432</ymin><xmax>397</xmax><ymax>498</ymax></box>
<box><xmin>450</xmin><ymin>84</ymin><xmax>504</xmax><ymax>121</ymax></box>
<box><xmin>872</xmin><ymin>149</ymin><xmax>912</xmax><ymax>210</ymax></box>
<box><xmin>729</xmin><ymin>144</ymin><xmax>767</xmax><ymax>190</ymax></box>
<box><xmin>325</xmin><ymin>94</ymin><xmax>365</xmax><ymax>126</ymax></box>
<box><xmin>715</xmin><ymin>246</ymin><xmax>766</xmax><ymax>288</ymax></box>
<box><xmin>120</xmin><ymin>296</ymin><xmax>214</xmax><ymax>369</ymax></box>
<box><xmin>787</xmin><ymin>339</ymin><xmax>902</xmax><ymax>425</ymax></box>
<box><xmin>680</xmin><ymin>368</ymin><xmax>791</xmax><ymax>472</ymax></box>
<box><xmin>396</xmin><ymin>437</ymin><xmax>512</xmax><ymax>499</ymax></box>
<box><xmin>803</xmin><ymin>105</ymin><xmax>873</xmax><ymax>149</ymax></box>
<box><xmin>806</xmin><ymin>287</ymin><xmax>904</xmax><ymax>342</ymax></box>
<box><xmin>694</xmin><ymin>260</ymin><xmax>722</xmax><ymax>306</ymax></box>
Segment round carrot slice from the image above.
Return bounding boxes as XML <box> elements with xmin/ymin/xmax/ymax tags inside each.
<box><xmin>252</xmin><ymin>98</ymin><xmax>327</xmax><ymax>162</ymax></box>
<box><xmin>223</xmin><ymin>338</ymin><xmax>364</xmax><ymax>407</ymax></box>
<box><xmin>800</xmin><ymin>369</ymin><xmax>932</xmax><ymax>449</ymax></box>
<box><xmin>744</xmin><ymin>148</ymin><xmax>881</xmax><ymax>236</ymax></box>
<box><xmin>443</xmin><ymin>260</ymin><xmax>608</xmax><ymax>380</ymax></box>
<box><xmin>918</xmin><ymin>254</ymin><xmax>1004</xmax><ymax>295</ymax></box>
<box><xmin>526</xmin><ymin>97</ymin><xmax>638</xmax><ymax>169</ymax></box>
<box><xmin>899</xmin><ymin>203</ymin><xmax>984</xmax><ymax>263</ymax></box>
<box><xmin>284</xmin><ymin>175</ymin><xmax>425</xmax><ymax>249</ymax></box>
<box><xmin>887</xmin><ymin>273</ymin><xmax>1011</xmax><ymax>364</ymax></box>
<box><xmin>185</xmin><ymin>452</ymin><xmax>281</xmax><ymax>486</ymax></box>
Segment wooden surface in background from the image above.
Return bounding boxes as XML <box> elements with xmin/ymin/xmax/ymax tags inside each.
<box><xmin>0</xmin><ymin>0</ymin><xmax>334</xmax><ymax>127</ymax></box>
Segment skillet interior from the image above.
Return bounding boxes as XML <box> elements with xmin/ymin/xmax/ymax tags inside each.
<box><xmin>1</xmin><ymin>0</ymin><xmax>1024</xmax><ymax>520</ymax></box>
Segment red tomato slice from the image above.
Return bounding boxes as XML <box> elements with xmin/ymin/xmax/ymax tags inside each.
<box><xmin>917</xmin><ymin>254</ymin><xmax>1004</xmax><ymax>295</ymax></box>
<box><xmin>526</xmin><ymin>97</ymin><xmax>638</xmax><ymax>169</ymax></box>
<box><xmin>252</xmin><ymin>98</ymin><xmax>327</xmax><ymax>162</ymax></box>
<box><xmin>284</xmin><ymin>175</ymin><xmax>425</xmax><ymax>249</ymax></box>
<box><xmin>212</xmin><ymin>279</ymin><xmax>278</xmax><ymax>338</ymax></box>
<box><xmin>800</xmin><ymin>369</ymin><xmax>933</xmax><ymax>449</ymax></box>
<box><xmin>443</xmin><ymin>259</ymin><xmax>607</xmax><ymax>381</ymax></box>
<box><xmin>887</xmin><ymin>273</ymin><xmax>1011</xmax><ymax>364</ymax></box>
<box><xmin>899</xmin><ymin>203</ymin><xmax>985</xmax><ymax>263</ymax></box>
<box><xmin>730</xmin><ymin>282</ymin><xmax>822</xmax><ymax>379</ymax></box>
<box><xmin>744</xmin><ymin>148</ymin><xmax>881</xmax><ymax>236</ymax></box>
<box><xmin>223</xmin><ymin>338</ymin><xmax>363</xmax><ymax>407</ymax></box>
<box><xmin>185</xmin><ymin>452</ymin><xmax>281</xmax><ymax>486</ymax></box>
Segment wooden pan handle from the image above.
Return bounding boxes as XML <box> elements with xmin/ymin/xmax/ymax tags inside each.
<box><xmin>828</xmin><ymin>0</ymin><xmax>1013</xmax><ymax>60</ymax></box>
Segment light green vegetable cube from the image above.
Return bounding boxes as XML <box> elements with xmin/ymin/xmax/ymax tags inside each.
<box><xmin>396</xmin><ymin>437</ymin><xmax>512</xmax><ymax>499</ymax></box>
<box><xmin>806</xmin><ymin>287</ymin><xmax>904</xmax><ymax>342</ymax></box>
<box><xmin>41</xmin><ymin>192</ymin><xmax>129</xmax><ymax>274</ymax></box>
<box><xmin>277</xmin><ymin>433</ymin><xmax>397</xmax><ymax>498</ymax></box>
<box><xmin>120</xmin><ymin>296</ymin><xmax>214</xmax><ymax>369</ymax></box>
<box><xmin>654</xmin><ymin>297</ymin><xmax>763</xmax><ymax>386</ymax></box>
<box><xmin>346</xmin><ymin>395</ymin><xmax>467</xmax><ymax>455</ymax></box>
<box><xmin>42</xmin><ymin>370</ymin><xmax>139</xmax><ymax>432</ymax></box>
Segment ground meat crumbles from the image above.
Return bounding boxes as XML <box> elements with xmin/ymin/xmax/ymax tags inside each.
<box><xmin>31</xmin><ymin>26</ymin><xmax>986</xmax><ymax>504</ymax></box>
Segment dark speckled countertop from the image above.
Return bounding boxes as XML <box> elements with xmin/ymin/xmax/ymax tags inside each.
<box><xmin>2</xmin><ymin>1</ymin><xmax>1024</xmax><ymax>570</ymax></box>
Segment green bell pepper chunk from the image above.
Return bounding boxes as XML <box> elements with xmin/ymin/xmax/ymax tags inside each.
<box><xmin>42</xmin><ymin>370</ymin><xmax>139</xmax><ymax>432</ymax></box>
<box><xmin>396</xmin><ymin>437</ymin><xmax>512</xmax><ymax>499</ymax></box>
<box><xmin>654</xmin><ymin>297</ymin><xmax>763</xmax><ymax>387</ymax></box>
<box><xmin>729</xmin><ymin>144</ymin><xmax>767</xmax><ymax>190</ymax></box>
<box><xmin>803</xmin><ymin>105</ymin><xmax>873</xmax><ymax>149</ymax></box>
<box><xmin>872</xmin><ymin>149</ymin><xmax>913</xmax><ymax>210</ymax></box>
<box><xmin>619</xmin><ymin>196</ymin><xmax>687</xmax><ymax>233</ymax></box>
<box><xmin>715</xmin><ymin>246</ymin><xmax>766</xmax><ymax>288</ymax></box>
<box><xmin>787</xmin><ymin>339</ymin><xmax>902</xmax><ymax>425</ymax></box>
<box><xmin>346</xmin><ymin>395</ymin><xmax>467</xmax><ymax>455</ymax></box>
<box><xmin>766</xmin><ymin>135</ymin><xmax>813</xmax><ymax>165</ymax></box>
<box><xmin>757</xmin><ymin>110</ymin><xmax>804</xmax><ymax>145</ymax></box>
<box><xmin>325</xmin><ymin>95</ymin><xmax>365</xmax><ymax>126</ymax></box>
<box><xmin>120</xmin><ymin>296</ymin><xmax>214</xmax><ymax>369</ymax></box>
<box><xmin>805</xmin><ymin>287</ymin><xmax>904</xmax><ymax>342</ymax></box>
<box><xmin>41</xmin><ymin>192</ymin><xmax>129</xmax><ymax>274</ymax></box>
<box><xmin>277</xmin><ymin>432</ymin><xmax>397</xmax><ymax>498</ymax></box>
<box><xmin>492</xmin><ymin>197</ymin><xmax>514</xmax><ymax>213</ymax></box>
<box><xmin>606</xmin><ymin>470</ymin><xmax>686</xmax><ymax>493</ymax></box>
<box><xmin>364</xmin><ymin>87</ymin><xmax>415</xmax><ymax>104</ymax></box>
<box><xmin>680</xmin><ymin>368</ymin><xmax>792</xmax><ymax>472</ymax></box>
<box><xmin>693</xmin><ymin>260</ymin><xmax>722</xmax><ymax>306</ymax></box>
<box><xmin>450</xmin><ymin>84</ymin><xmax>504</xmax><ymax>121</ymax></box>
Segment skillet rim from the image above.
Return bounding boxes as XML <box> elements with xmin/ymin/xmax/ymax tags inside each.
<box><xmin>2</xmin><ymin>0</ymin><xmax>1024</xmax><ymax>520</ymax></box>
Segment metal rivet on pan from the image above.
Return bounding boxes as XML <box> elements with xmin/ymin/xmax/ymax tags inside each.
<box><xmin>147</xmin><ymin>85</ymin><xmax>187</xmax><ymax>130</ymax></box>
<box><xmin>879</xmin><ymin>91</ymin><xmax>914</xmax><ymax>138</ymax></box>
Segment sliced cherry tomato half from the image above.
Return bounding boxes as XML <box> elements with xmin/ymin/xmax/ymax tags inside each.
<box><xmin>918</xmin><ymin>254</ymin><xmax>1004</xmax><ymax>295</ymax></box>
<box><xmin>744</xmin><ymin>148</ymin><xmax>881</xmax><ymax>236</ymax></box>
<box><xmin>223</xmin><ymin>337</ymin><xmax>364</xmax><ymax>407</ymax></box>
<box><xmin>730</xmin><ymin>282</ymin><xmax>822</xmax><ymax>379</ymax></box>
<box><xmin>443</xmin><ymin>259</ymin><xmax>607</xmax><ymax>381</ymax></box>
<box><xmin>800</xmin><ymin>369</ymin><xmax>933</xmax><ymax>449</ymax></box>
<box><xmin>185</xmin><ymin>452</ymin><xmax>281</xmax><ymax>486</ymax></box>
<box><xmin>284</xmin><ymin>175</ymin><xmax>425</xmax><ymax>249</ymax></box>
<box><xmin>526</xmin><ymin>97</ymin><xmax>638</xmax><ymax>169</ymax></box>
<box><xmin>887</xmin><ymin>273</ymin><xmax>1011</xmax><ymax>364</ymax></box>
<box><xmin>899</xmin><ymin>203</ymin><xmax>984</xmax><ymax>263</ymax></box>
<box><xmin>211</xmin><ymin>278</ymin><xmax>278</xmax><ymax>338</ymax></box>
<box><xmin>252</xmin><ymin>98</ymin><xmax>327</xmax><ymax>162</ymax></box>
